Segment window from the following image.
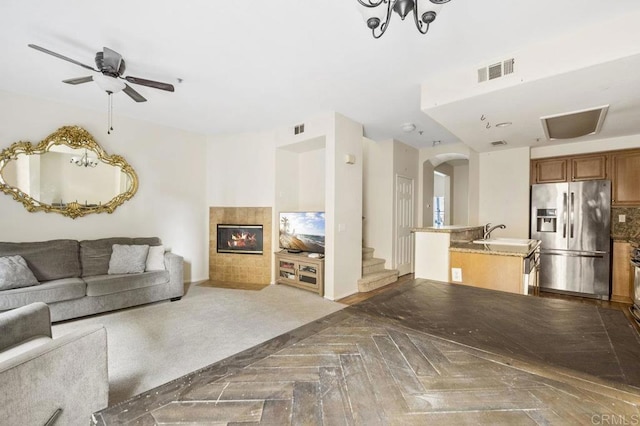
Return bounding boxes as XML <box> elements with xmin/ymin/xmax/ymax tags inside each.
<box><xmin>434</xmin><ymin>196</ymin><xmax>445</xmax><ymax>226</ymax></box>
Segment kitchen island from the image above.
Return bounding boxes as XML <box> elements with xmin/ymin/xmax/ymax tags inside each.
<box><xmin>413</xmin><ymin>226</ymin><xmax>484</xmax><ymax>282</ymax></box>
<box><xmin>449</xmin><ymin>240</ymin><xmax>541</xmax><ymax>295</ymax></box>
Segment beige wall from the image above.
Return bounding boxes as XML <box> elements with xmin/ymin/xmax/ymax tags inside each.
<box><xmin>207</xmin><ymin>112</ymin><xmax>363</xmax><ymax>300</ymax></box>
<box><xmin>531</xmin><ymin>134</ymin><xmax>640</xmax><ymax>159</ymax></box>
<box><xmin>0</xmin><ymin>90</ymin><xmax>209</xmax><ymax>282</ymax></box>
<box><xmin>478</xmin><ymin>147</ymin><xmax>531</xmax><ymax>238</ymax></box>
<box><xmin>453</xmin><ymin>162</ymin><xmax>469</xmax><ymax>225</ymax></box>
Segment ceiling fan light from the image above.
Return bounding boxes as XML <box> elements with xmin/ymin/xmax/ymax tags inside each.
<box><xmin>93</xmin><ymin>73</ymin><xmax>125</xmax><ymax>94</ymax></box>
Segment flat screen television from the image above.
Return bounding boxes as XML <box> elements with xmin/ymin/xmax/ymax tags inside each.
<box><xmin>279</xmin><ymin>211</ymin><xmax>325</xmax><ymax>254</ymax></box>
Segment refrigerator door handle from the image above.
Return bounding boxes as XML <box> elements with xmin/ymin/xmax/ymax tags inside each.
<box><xmin>562</xmin><ymin>192</ymin><xmax>568</xmax><ymax>239</ymax></box>
<box><xmin>570</xmin><ymin>192</ymin><xmax>575</xmax><ymax>239</ymax></box>
<box><xmin>542</xmin><ymin>250</ymin><xmax>607</xmax><ymax>258</ymax></box>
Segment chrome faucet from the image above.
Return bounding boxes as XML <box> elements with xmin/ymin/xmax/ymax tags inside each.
<box><xmin>484</xmin><ymin>223</ymin><xmax>506</xmax><ymax>239</ymax></box>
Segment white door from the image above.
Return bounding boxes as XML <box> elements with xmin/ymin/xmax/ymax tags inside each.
<box><xmin>395</xmin><ymin>175</ymin><xmax>414</xmax><ymax>276</ymax></box>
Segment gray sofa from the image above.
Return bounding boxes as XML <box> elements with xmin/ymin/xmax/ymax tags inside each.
<box><xmin>0</xmin><ymin>237</ymin><xmax>184</xmax><ymax>322</ymax></box>
<box><xmin>0</xmin><ymin>302</ymin><xmax>108</xmax><ymax>425</ymax></box>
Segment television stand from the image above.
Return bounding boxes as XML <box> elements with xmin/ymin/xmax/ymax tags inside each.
<box><xmin>275</xmin><ymin>251</ymin><xmax>324</xmax><ymax>296</ymax></box>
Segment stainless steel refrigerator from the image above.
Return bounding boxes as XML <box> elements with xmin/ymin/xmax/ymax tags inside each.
<box><xmin>530</xmin><ymin>180</ymin><xmax>611</xmax><ymax>299</ymax></box>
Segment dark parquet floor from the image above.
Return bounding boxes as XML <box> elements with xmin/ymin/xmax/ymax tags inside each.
<box><xmin>94</xmin><ymin>279</ymin><xmax>640</xmax><ymax>425</ymax></box>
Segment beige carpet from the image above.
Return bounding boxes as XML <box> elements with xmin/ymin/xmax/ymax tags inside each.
<box><xmin>52</xmin><ymin>283</ymin><xmax>345</xmax><ymax>405</ymax></box>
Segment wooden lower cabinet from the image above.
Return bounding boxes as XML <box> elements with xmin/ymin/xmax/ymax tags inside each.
<box><xmin>275</xmin><ymin>251</ymin><xmax>324</xmax><ymax>296</ymax></box>
<box><xmin>449</xmin><ymin>251</ymin><xmax>527</xmax><ymax>295</ymax></box>
<box><xmin>611</xmin><ymin>241</ymin><xmax>633</xmax><ymax>303</ymax></box>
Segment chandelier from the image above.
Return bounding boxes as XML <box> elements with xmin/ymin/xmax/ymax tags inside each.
<box><xmin>357</xmin><ymin>0</ymin><xmax>451</xmax><ymax>39</ymax></box>
<box><xmin>70</xmin><ymin>149</ymin><xmax>99</xmax><ymax>168</ymax></box>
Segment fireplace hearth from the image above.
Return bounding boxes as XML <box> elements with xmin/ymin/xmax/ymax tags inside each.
<box><xmin>217</xmin><ymin>224</ymin><xmax>264</xmax><ymax>255</ymax></box>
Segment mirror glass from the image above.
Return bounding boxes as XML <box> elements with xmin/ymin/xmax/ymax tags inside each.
<box><xmin>0</xmin><ymin>126</ymin><xmax>138</xmax><ymax>218</ymax></box>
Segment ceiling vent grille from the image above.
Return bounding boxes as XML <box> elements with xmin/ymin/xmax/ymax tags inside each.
<box><xmin>490</xmin><ymin>140</ymin><xmax>507</xmax><ymax>146</ymax></box>
<box><xmin>294</xmin><ymin>123</ymin><xmax>305</xmax><ymax>135</ymax></box>
<box><xmin>541</xmin><ymin>105</ymin><xmax>609</xmax><ymax>140</ymax></box>
<box><xmin>478</xmin><ymin>58</ymin><xmax>515</xmax><ymax>83</ymax></box>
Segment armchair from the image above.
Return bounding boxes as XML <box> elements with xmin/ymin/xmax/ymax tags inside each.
<box><xmin>0</xmin><ymin>302</ymin><xmax>108</xmax><ymax>425</ymax></box>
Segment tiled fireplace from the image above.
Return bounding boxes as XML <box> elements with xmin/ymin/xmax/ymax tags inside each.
<box><xmin>209</xmin><ymin>207</ymin><xmax>272</xmax><ymax>284</ymax></box>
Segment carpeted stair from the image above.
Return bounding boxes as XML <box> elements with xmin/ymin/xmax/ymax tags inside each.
<box><xmin>358</xmin><ymin>247</ymin><xmax>399</xmax><ymax>292</ymax></box>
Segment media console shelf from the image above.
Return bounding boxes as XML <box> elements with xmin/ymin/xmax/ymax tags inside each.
<box><xmin>275</xmin><ymin>251</ymin><xmax>324</xmax><ymax>296</ymax></box>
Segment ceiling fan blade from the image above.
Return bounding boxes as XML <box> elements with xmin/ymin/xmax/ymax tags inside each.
<box><xmin>125</xmin><ymin>76</ymin><xmax>175</xmax><ymax>92</ymax></box>
<box><xmin>28</xmin><ymin>44</ymin><xmax>97</xmax><ymax>72</ymax></box>
<box><xmin>123</xmin><ymin>84</ymin><xmax>147</xmax><ymax>102</ymax></box>
<box><xmin>102</xmin><ymin>47</ymin><xmax>123</xmax><ymax>74</ymax></box>
<box><xmin>63</xmin><ymin>76</ymin><xmax>94</xmax><ymax>85</ymax></box>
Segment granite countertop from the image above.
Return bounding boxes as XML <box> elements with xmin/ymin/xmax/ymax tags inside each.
<box><xmin>612</xmin><ymin>235</ymin><xmax>640</xmax><ymax>247</ymax></box>
<box><xmin>412</xmin><ymin>225</ymin><xmax>484</xmax><ymax>233</ymax></box>
<box><xmin>449</xmin><ymin>240</ymin><xmax>541</xmax><ymax>257</ymax></box>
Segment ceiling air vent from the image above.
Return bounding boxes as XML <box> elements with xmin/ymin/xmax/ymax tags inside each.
<box><xmin>541</xmin><ymin>105</ymin><xmax>609</xmax><ymax>140</ymax></box>
<box><xmin>490</xmin><ymin>140</ymin><xmax>507</xmax><ymax>147</ymax></box>
<box><xmin>294</xmin><ymin>123</ymin><xmax>305</xmax><ymax>135</ymax></box>
<box><xmin>478</xmin><ymin>58</ymin><xmax>515</xmax><ymax>83</ymax></box>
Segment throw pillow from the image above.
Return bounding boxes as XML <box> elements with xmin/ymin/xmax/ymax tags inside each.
<box><xmin>145</xmin><ymin>245</ymin><xmax>166</xmax><ymax>271</ymax></box>
<box><xmin>108</xmin><ymin>245</ymin><xmax>149</xmax><ymax>274</ymax></box>
<box><xmin>0</xmin><ymin>255</ymin><xmax>39</xmax><ymax>290</ymax></box>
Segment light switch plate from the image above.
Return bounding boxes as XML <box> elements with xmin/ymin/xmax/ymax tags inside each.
<box><xmin>619</xmin><ymin>214</ymin><xmax>626</xmax><ymax>223</ymax></box>
<box><xmin>451</xmin><ymin>268</ymin><xmax>462</xmax><ymax>282</ymax></box>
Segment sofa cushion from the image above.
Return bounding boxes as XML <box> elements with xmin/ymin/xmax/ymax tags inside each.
<box><xmin>0</xmin><ymin>255</ymin><xmax>39</xmax><ymax>290</ymax></box>
<box><xmin>108</xmin><ymin>245</ymin><xmax>149</xmax><ymax>274</ymax></box>
<box><xmin>80</xmin><ymin>237</ymin><xmax>161</xmax><ymax>277</ymax></box>
<box><xmin>145</xmin><ymin>245</ymin><xmax>166</xmax><ymax>271</ymax></box>
<box><xmin>84</xmin><ymin>271</ymin><xmax>170</xmax><ymax>297</ymax></box>
<box><xmin>0</xmin><ymin>278</ymin><xmax>86</xmax><ymax>311</ymax></box>
<box><xmin>0</xmin><ymin>240</ymin><xmax>81</xmax><ymax>282</ymax></box>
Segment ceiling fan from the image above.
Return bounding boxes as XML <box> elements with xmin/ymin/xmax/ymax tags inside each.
<box><xmin>28</xmin><ymin>44</ymin><xmax>175</xmax><ymax>103</ymax></box>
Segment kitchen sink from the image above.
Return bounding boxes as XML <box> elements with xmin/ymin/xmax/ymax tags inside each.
<box><xmin>472</xmin><ymin>238</ymin><xmax>534</xmax><ymax>246</ymax></box>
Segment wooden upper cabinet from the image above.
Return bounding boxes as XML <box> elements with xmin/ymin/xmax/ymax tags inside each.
<box><xmin>532</xmin><ymin>158</ymin><xmax>568</xmax><ymax>184</ymax></box>
<box><xmin>610</xmin><ymin>149</ymin><xmax>640</xmax><ymax>206</ymax></box>
<box><xmin>570</xmin><ymin>154</ymin><xmax>607</xmax><ymax>181</ymax></box>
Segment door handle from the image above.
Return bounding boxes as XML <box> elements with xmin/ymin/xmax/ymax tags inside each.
<box><xmin>570</xmin><ymin>192</ymin><xmax>575</xmax><ymax>239</ymax></box>
<box><xmin>562</xmin><ymin>192</ymin><xmax>567</xmax><ymax>238</ymax></box>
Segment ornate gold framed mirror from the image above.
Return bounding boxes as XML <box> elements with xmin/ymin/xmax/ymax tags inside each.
<box><xmin>0</xmin><ymin>126</ymin><xmax>138</xmax><ymax>219</ymax></box>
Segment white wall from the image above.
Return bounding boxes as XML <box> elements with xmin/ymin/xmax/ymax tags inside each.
<box><xmin>478</xmin><ymin>147</ymin><xmax>530</xmax><ymax>238</ymax></box>
<box><xmin>298</xmin><ymin>149</ymin><xmax>326</xmax><ymax>211</ymax></box>
<box><xmin>0</xmin><ymin>90</ymin><xmax>209</xmax><ymax>282</ymax></box>
<box><xmin>363</xmin><ymin>138</ymin><xmax>393</xmax><ymax>269</ymax></box>
<box><xmin>327</xmin><ymin>113</ymin><xmax>363</xmax><ymax>299</ymax></box>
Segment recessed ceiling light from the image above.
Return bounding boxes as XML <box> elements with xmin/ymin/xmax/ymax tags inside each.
<box><xmin>401</xmin><ymin>123</ymin><xmax>416</xmax><ymax>133</ymax></box>
<box><xmin>495</xmin><ymin>122</ymin><xmax>512</xmax><ymax>128</ymax></box>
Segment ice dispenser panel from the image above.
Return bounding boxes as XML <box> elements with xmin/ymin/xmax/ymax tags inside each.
<box><xmin>536</xmin><ymin>208</ymin><xmax>557</xmax><ymax>232</ymax></box>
